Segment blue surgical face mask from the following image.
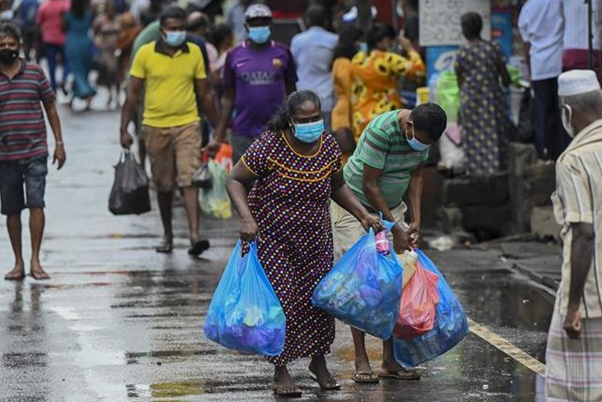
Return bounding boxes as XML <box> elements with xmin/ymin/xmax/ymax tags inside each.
<box><xmin>248</xmin><ymin>26</ymin><xmax>271</xmax><ymax>44</ymax></box>
<box><xmin>406</xmin><ymin>126</ymin><xmax>430</xmax><ymax>152</ymax></box>
<box><xmin>292</xmin><ymin>119</ymin><xmax>324</xmax><ymax>143</ymax></box>
<box><xmin>164</xmin><ymin>30</ymin><xmax>186</xmax><ymax>47</ymax></box>
<box><xmin>359</xmin><ymin>42</ymin><xmax>368</xmax><ymax>53</ymax></box>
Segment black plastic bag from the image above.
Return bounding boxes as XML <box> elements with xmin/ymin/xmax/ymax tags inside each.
<box><xmin>513</xmin><ymin>88</ymin><xmax>535</xmax><ymax>144</ymax></box>
<box><xmin>108</xmin><ymin>151</ymin><xmax>151</xmax><ymax>215</ymax></box>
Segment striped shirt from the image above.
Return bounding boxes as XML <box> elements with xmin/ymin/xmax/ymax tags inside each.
<box><xmin>343</xmin><ymin>110</ymin><xmax>428</xmax><ymax>209</ymax></box>
<box><xmin>0</xmin><ymin>61</ymin><xmax>55</xmax><ymax>161</ymax></box>
<box><xmin>552</xmin><ymin>119</ymin><xmax>602</xmax><ymax>318</ymax></box>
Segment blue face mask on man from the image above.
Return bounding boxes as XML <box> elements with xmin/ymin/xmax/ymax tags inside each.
<box><xmin>248</xmin><ymin>26</ymin><xmax>271</xmax><ymax>44</ymax></box>
<box><xmin>164</xmin><ymin>30</ymin><xmax>186</xmax><ymax>47</ymax></box>
<box><xmin>405</xmin><ymin>125</ymin><xmax>430</xmax><ymax>152</ymax></box>
<box><xmin>292</xmin><ymin>119</ymin><xmax>325</xmax><ymax>143</ymax></box>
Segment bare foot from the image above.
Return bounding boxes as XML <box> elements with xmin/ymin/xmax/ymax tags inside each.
<box><xmin>30</xmin><ymin>260</ymin><xmax>50</xmax><ymax>280</ymax></box>
<box><xmin>4</xmin><ymin>264</ymin><xmax>25</xmax><ymax>280</ymax></box>
<box><xmin>309</xmin><ymin>355</ymin><xmax>340</xmax><ymax>390</ymax></box>
<box><xmin>272</xmin><ymin>366</ymin><xmax>301</xmax><ymax>397</ymax></box>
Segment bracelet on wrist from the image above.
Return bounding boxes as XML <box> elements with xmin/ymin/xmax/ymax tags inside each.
<box><xmin>56</xmin><ymin>141</ymin><xmax>64</xmax><ymax>145</ymax></box>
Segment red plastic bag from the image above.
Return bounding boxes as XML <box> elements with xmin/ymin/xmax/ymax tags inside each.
<box><xmin>393</xmin><ymin>262</ymin><xmax>440</xmax><ymax>339</ymax></box>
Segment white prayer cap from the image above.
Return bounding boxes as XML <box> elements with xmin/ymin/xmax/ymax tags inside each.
<box><xmin>558</xmin><ymin>69</ymin><xmax>601</xmax><ymax>97</ymax></box>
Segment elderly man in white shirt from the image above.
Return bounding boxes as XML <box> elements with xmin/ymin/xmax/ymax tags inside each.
<box><xmin>519</xmin><ymin>0</ymin><xmax>570</xmax><ymax>161</ymax></box>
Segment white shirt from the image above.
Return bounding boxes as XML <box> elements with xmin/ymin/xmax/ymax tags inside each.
<box><xmin>519</xmin><ymin>0</ymin><xmax>564</xmax><ymax>80</ymax></box>
<box><xmin>562</xmin><ymin>0</ymin><xmax>602</xmax><ymax>50</ymax></box>
<box><xmin>290</xmin><ymin>26</ymin><xmax>338</xmax><ymax>112</ymax></box>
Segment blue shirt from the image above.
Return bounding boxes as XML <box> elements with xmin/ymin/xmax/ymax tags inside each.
<box><xmin>290</xmin><ymin>26</ymin><xmax>338</xmax><ymax>112</ymax></box>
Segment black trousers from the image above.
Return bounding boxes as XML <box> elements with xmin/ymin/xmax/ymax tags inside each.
<box><xmin>532</xmin><ymin>78</ymin><xmax>571</xmax><ymax>161</ymax></box>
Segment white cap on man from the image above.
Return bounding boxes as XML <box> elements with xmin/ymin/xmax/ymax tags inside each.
<box><xmin>558</xmin><ymin>69</ymin><xmax>601</xmax><ymax>97</ymax></box>
<box><xmin>245</xmin><ymin>4</ymin><xmax>272</xmax><ymax>20</ymax></box>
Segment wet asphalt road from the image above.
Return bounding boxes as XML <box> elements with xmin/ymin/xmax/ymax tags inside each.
<box><xmin>0</xmin><ymin>97</ymin><xmax>551</xmax><ymax>401</ymax></box>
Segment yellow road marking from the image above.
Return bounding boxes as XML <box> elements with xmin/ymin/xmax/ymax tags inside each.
<box><xmin>468</xmin><ymin>318</ymin><xmax>546</xmax><ymax>376</ymax></box>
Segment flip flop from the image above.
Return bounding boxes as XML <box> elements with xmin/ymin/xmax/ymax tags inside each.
<box><xmin>308</xmin><ymin>369</ymin><xmax>341</xmax><ymax>390</ymax></box>
<box><xmin>29</xmin><ymin>270</ymin><xmax>50</xmax><ymax>280</ymax></box>
<box><xmin>272</xmin><ymin>384</ymin><xmax>302</xmax><ymax>398</ymax></box>
<box><xmin>188</xmin><ymin>238</ymin><xmax>210</xmax><ymax>256</ymax></box>
<box><xmin>378</xmin><ymin>369</ymin><xmax>421</xmax><ymax>381</ymax></box>
<box><xmin>4</xmin><ymin>270</ymin><xmax>25</xmax><ymax>281</ymax></box>
<box><xmin>351</xmin><ymin>371</ymin><xmax>380</xmax><ymax>384</ymax></box>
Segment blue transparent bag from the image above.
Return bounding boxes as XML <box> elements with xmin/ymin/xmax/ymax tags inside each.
<box><xmin>312</xmin><ymin>221</ymin><xmax>403</xmax><ymax>339</ymax></box>
<box><xmin>204</xmin><ymin>240</ymin><xmax>286</xmax><ymax>356</ymax></box>
<box><xmin>393</xmin><ymin>249</ymin><xmax>469</xmax><ymax>367</ymax></box>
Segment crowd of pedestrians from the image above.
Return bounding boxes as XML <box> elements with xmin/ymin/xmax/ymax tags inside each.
<box><xmin>0</xmin><ymin>0</ymin><xmax>602</xmax><ymax>400</ymax></box>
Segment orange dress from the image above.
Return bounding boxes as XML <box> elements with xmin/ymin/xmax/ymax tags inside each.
<box><xmin>331</xmin><ymin>57</ymin><xmax>354</xmax><ymax>132</ymax></box>
<box><xmin>351</xmin><ymin>49</ymin><xmax>425</xmax><ymax>141</ymax></box>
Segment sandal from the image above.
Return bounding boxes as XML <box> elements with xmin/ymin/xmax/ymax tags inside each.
<box><xmin>4</xmin><ymin>269</ymin><xmax>25</xmax><ymax>281</ymax></box>
<box><xmin>351</xmin><ymin>371</ymin><xmax>379</xmax><ymax>384</ymax></box>
<box><xmin>378</xmin><ymin>368</ymin><xmax>421</xmax><ymax>380</ymax></box>
<box><xmin>156</xmin><ymin>238</ymin><xmax>173</xmax><ymax>253</ymax></box>
<box><xmin>308</xmin><ymin>369</ymin><xmax>341</xmax><ymax>390</ymax></box>
<box><xmin>272</xmin><ymin>384</ymin><xmax>302</xmax><ymax>398</ymax></box>
<box><xmin>30</xmin><ymin>269</ymin><xmax>50</xmax><ymax>280</ymax></box>
<box><xmin>188</xmin><ymin>238</ymin><xmax>210</xmax><ymax>256</ymax></box>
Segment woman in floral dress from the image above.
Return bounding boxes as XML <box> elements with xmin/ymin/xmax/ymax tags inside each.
<box><xmin>351</xmin><ymin>23</ymin><xmax>425</xmax><ymax>142</ymax></box>
<box><xmin>454</xmin><ymin>12</ymin><xmax>512</xmax><ymax>175</ymax></box>
<box><xmin>226</xmin><ymin>90</ymin><xmax>383</xmax><ymax>397</ymax></box>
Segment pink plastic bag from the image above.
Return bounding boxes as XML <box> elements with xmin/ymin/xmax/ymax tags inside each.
<box><xmin>393</xmin><ymin>262</ymin><xmax>440</xmax><ymax>339</ymax></box>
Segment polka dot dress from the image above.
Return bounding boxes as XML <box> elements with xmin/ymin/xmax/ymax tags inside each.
<box><xmin>241</xmin><ymin>129</ymin><xmax>342</xmax><ymax>367</ymax></box>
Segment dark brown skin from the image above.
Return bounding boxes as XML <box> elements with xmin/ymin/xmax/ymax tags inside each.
<box><xmin>0</xmin><ymin>34</ymin><xmax>65</xmax><ymax>281</ymax></box>
<box><xmin>564</xmin><ymin>222</ymin><xmax>594</xmax><ymax>339</ymax></box>
<box><xmin>119</xmin><ymin>17</ymin><xmax>219</xmax><ymax>149</ymax></box>
<box><xmin>227</xmin><ymin>99</ymin><xmax>384</xmax><ymax>241</ymax></box>
<box><xmin>361</xmin><ymin>109</ymin><xmax>427</xmax><ymax>253</ymax></box>
<box><xmin>226</xmin><ymin>98</ymin><xmax>384</xmax><ymax>395</ymax></box>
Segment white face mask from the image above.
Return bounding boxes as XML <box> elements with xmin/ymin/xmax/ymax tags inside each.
<box><xmin>561</xmin><ymin>104</ymin><xmax>575</xmax><ymax>138</ymax></box>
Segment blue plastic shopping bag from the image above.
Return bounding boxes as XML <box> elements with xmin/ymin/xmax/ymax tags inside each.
<box><xmin>393</xmin><ymin>249</ymin><xmax>469</xmax><ymax>367</ymax></box>
<box><xmin>204</xmin><ymin>241</ymin><xmax>286</xmax><ymax>356</ymax></box>
<box><xmin>312</xmin><ymin>221</ymin><xmax>403</xmax><ymax>339</ymax></box>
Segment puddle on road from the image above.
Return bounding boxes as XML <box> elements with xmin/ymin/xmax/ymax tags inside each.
<box><xmin>451</xmin><ymin>271</ymin><xmax>554</xmax><ymax>333</ymax></box>
<box><xmin>126</xmin><ymin>379</ymin><xmax>264</xmax><ymax>399</ymax></box>
<box><xmin>124</xmin><ymin>349</ymin><xmax>219</xmax><ymax>364</ymax></box>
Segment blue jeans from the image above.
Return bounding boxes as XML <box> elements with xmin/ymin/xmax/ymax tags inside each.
<box><xmin>0</xmin><ymin>155</ymin><xmax>48</xmax><ymax>215</ymax></box>
<box><xmin>44</xmin><ymin>43</ymin><xmax>70</xmax><ymax>94</ymax></box>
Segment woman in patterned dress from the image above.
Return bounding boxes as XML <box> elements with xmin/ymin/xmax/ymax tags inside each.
<box><xmin>454</xmin><ymin>12</ymin><xmax>512</xmax><ymax>176</ymax></box>
<box><xmin>351</xmin><ymin>23</ymin><xmax>425</xmax><ymax>142</ymax></box>
<box><xmin>226</xmin><ymin>90</ymin><xmax>383</xmax><ymax>397</ymax></box>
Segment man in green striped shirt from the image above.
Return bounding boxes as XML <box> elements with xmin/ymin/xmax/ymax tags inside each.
<box><xmin>332</xmin><ymin>103</ymin><xmax>447</xmax><ymax>383</ymax></box>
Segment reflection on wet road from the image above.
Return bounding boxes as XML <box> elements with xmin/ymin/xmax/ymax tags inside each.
<box><xmin>0</xmin><ymin>106</ymin><xmax>552</xmax><ymax>401</ymax></box>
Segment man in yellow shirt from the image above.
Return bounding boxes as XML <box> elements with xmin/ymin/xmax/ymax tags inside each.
<box><xmin>119</xmin><ymin>6</ymin><xmax>219</xmax><ymax>255</ymax></box>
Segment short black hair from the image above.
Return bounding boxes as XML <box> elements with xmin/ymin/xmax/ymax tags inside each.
<box><xmin>366</xmin><ymin>23</ymin><xmax>396</xmax><ymax>51</ymax></box>
<box><xmin>404</xmin><ymin>0</ymin><xmax>419</xmax><ymax>10</ymax></box>
<box><xmin>160</xmin><ymin>6</ymin><xmax>186</xmax><ymax>26</ymax></box>
<box><xmin>461</xmin><ymin>12</ymin><xmax>483</xmax><ymax>39</ymax></box>
<box><xmin>305</xmin><ymin>5</ymin><xmax>327</xmax><ymax>28</ymax></box>
<box><xmin>410</xmin><ymin>103</ymin><xmax>447</xmax><ymax>142</ymax></box>
<box><xmin>209</xmin><ymin>23</ymin><xmax>233</xmax><ymax>48</ymax></box>
<box><xmin>187</xmin><ymin>13</ymin><xmax>210</xmax><ymax>32</ymax></box>
<box><xmin>0</xmin><ymin>23</ymin><xmax>21</xmax><ymax>42</ymax></box>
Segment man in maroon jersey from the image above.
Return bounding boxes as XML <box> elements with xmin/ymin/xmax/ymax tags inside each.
<box><xmin>0</xmin><ymin>23</ymin><xmax>66</xmax><ymax>280</ymax></box>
